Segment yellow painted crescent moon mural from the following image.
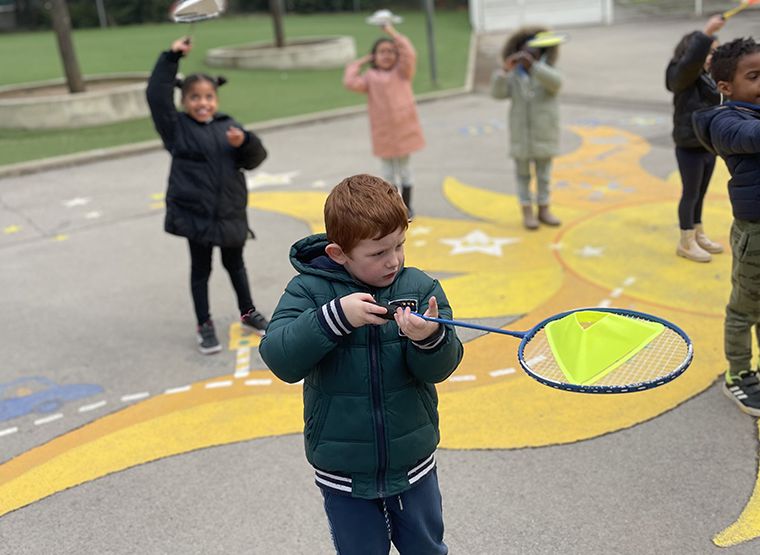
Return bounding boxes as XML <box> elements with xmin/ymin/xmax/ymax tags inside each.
<box><xmin>0</xmin><ymin>124</ymin><xmax>756</xmax><ymax>548</ymax></box>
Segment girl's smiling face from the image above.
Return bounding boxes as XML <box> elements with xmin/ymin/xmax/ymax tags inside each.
<box><xmin>182</xmin><ymin>79</ymin><xmax>218</xmax><ymax>123</ymax></box>
<box><xmin>373</xmin><ymin>40</ymin><xmax>398</xmax><ymax>71</ymax></box>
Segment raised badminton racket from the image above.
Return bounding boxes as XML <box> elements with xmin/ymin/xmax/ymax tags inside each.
<box><xmin>169</xmin><ymin>0</ymin><xmax>227</xmax><ymax>39</ymax></box>
<box><xmin>723</xmin><ymin>0</ymin><xmax>760</xmax><ymax>19</ymax></box>
<box><xmin>375</xmin><ymin>303</ymin><xmax>692</xmax><ymax>394</ymax></box>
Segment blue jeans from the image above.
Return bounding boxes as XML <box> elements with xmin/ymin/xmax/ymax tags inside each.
<box><xmin>321</xmin><ymin>470</ymin><xmax>447</xmax><ymax>555</ymax></box>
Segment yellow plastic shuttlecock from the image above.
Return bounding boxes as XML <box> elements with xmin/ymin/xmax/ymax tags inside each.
<box><xmin>544</xmin><ymin>311</ymin><xmax>664</xmax><ymax>385</ymax></box>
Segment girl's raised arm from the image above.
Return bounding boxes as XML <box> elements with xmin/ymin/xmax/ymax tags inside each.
<box><xmin>343</xmin><ymin>54</ymin><xmax>372</xmax><ymax>93</ymax></box>
<box><xmin>390</xmin><ymin>30</ymin><xmax>417</xmax><ymax>80</ymax></box>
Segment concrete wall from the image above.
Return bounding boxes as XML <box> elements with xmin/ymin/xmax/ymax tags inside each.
<box><xmin>470</xmin><ymin>0</ymin><xmax>612</xmax><ymax>32</ymax></box>
<box><xmin>0</xmin><ymin>74</ymin><xmax>151</xmax><ymax>130</ymax></box>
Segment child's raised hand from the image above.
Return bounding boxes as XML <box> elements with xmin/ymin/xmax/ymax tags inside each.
<box><xmin>704</xmin><ymin>14</ymin><xmax>725</xmax><ymax>36</ymax></box>
<box><xmin>171</xmin><ymin>37</ymin><xmax>192</xmax><ymax>55</ymax></box>
<box><xmin>394</xmin><ymin>296</ymin><xmax>440</xmax><ymax>342</ymax></box>
<box><xmin>226</xmin><ymin>126</ymin><xmax>245</xmax><ymax>147</ymax></box>
<box><xmin>341</xmin><ymin>292</ymin><xmax>393</xmax><ymax>328</ymax></box>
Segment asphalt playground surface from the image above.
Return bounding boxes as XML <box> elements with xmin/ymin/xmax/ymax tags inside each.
<box><xmin>2</xmin><ymin>14</ymin><xmax>760</xmax><ymax>555</ymax></box>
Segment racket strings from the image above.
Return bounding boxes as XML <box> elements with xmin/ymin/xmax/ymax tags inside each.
<box><xmin>522</xmin><ymin>318</ymin><xmax>690</xmax><ymax>388</ymax></box>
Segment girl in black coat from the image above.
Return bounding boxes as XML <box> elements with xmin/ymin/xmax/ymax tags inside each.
<box><xmin>665</xmin><ymin>14</ymin><xmax>726</xmax><ymax>262</ymax></box>
<box><xmin>146</xmin><ymin>37</ymin><xmax>268</xmax><ymax>354</ymax></box>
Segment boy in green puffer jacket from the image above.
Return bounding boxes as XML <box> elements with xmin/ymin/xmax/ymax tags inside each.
<box><xmin>259</xmin><ymin>174</ymin><xmax>463</xmax><ymax>554</ymax></box>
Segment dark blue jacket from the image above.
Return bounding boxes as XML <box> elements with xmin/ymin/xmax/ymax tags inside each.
<box><xmin>693</xmin><ymin>102</ymin><xmax>760</xmax><ymax>221</ymax></box>
<box><xmin>259</xmin><ymin>234</ymin><xmax>463</xmax><ymax>499</ymax></box>
<box><xmin>146</xmin><ymin>50</ymin><xmax>267</xmax><ymax>247</ymax></box>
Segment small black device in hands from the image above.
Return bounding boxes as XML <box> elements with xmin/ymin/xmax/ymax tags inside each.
<box><xmin>372</xmin><ymin>301</ymin><xmax>399</xmax><ymax>320</ymax></box>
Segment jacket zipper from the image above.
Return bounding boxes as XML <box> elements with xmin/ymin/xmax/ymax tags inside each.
<box><xmin>368</xmin><ymin>325</ymin><xmax>387</xmax><ymax>497</ymax></box>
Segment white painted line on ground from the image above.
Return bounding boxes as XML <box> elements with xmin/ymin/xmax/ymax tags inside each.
<box><xmin>165</xmin><ymin>385</ymin><xmax>191</xmax><ymax>395</ymax></box>
<box><xmin>0</xmin><ymin>427</ymin><xmax>18</xmax><ymax>437</ymax></box>
<box><xmin>34</xmin><ymin>413</ymin><xmax>63</xmax><ymax>425</ymax></box>
<box><xmin>598</xmin><ymin>299</ymin><xmax>612</xmax><ymax>308</ymax></box>
<box><xmin>121</xmin><ymin>392</ymin><xmax>150</xmax><ymax>402</ymax></box>
<box><xmin>244</xmin><ymin>378</ymin><xmax>273</xmax><ymax>386</ymax></box>
<box><xmin>526</xmin><ymin>355</ymin><xmax>546</xmax><ymax>367</ymax></box>
<box><xmin>623</xmin><ymin>276</ymin><xmax>636</xmax><ymax>286</ymax></box>
<box><xmin>489</xmin><ymin>368</ymin><xmax>516</xmax><ymax>377</ymax></box>
<box><xmin>78</xmin><ymin>400</ymin><xmax>107</xmax><ymax>413</ymax></box>
<box><xmin>205</xmin><ymin>380</ymin><xmax>233</xmax><ymax>389</ymax></box>
<box><xmin>610</xmin><ymin>288</ymin><xmax>623</xmax><ymax>298</ymax></box>
<box><xmin>449</xmin><ymin>375</ymin><xmax>477</xmax><ymax>382</ymax></box>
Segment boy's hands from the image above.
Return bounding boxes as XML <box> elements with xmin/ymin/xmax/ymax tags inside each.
<box><xmin>341</xmin><ymin>293</ymin><xmax>393</xmax><ymax>328</ymax></box>
<box><xmin>171</xmin><ymin>37</ymin><xmax>192</xmax><ymax>55</ymax></box>
<box><xmin>504</xmin><ymin>50</ymin><xmax>535</xmax><ymax>71</ymax></box>
<box><xmin>226</xmin><ymin>126</ymin><xmax>245</xmax><ymax>147</ymax></box>
<box><xmin>394</xmin><ymin>296</ymin><xmax>441</xmax><ymax>342</ymax></box>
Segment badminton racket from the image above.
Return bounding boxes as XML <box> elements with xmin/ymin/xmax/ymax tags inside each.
<box><xmin>375</xmin><ymin>303</ymin><xmax>692</xmax><ymax>394</ymax></box>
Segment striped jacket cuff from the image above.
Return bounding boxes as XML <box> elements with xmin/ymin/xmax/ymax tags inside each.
<box><xmin>317</xmin><ymin>298</ymin><xmax>355</xmax><ymax>340</ymax></box>
<box><xmin>412</xmin><ymin>325</ymin><xmax>446</xmax><ymax>350</ymax></box>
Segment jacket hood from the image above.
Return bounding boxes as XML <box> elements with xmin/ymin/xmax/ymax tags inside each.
<box><xmin>290</xmin><ymin>233</ymin><xmax>356</xmax><ymax>285</ymax></box>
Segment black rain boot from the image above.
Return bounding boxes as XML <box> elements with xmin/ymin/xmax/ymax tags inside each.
<box><xmin>401</xmin><ymin>185</ymin><xmax>414</xmax><ymax>219</ymax></box>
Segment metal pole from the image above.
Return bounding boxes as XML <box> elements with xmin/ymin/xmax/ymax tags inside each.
<box><xmin>95</xmin><ymin>0</ymin><xmax>107</xmax><ymax>28</ymax></box>
<box><xmin>422</xmin><ymin>0</ymin><xmax>438</xmax><ymax>87</ymax></box>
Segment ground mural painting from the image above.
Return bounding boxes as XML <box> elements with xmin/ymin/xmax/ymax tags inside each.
<box><xmin>0</xmin><ymin>124</ymin><xmax>757</xmax><ymax>548</ymax></box>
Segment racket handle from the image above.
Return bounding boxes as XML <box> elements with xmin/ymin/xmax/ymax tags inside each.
<box><xmin>723</xmin><ymin>3</ymin><xmax>748</xmax><ymax>19</ymax></box>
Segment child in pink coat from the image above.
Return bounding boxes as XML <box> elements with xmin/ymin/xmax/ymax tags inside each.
<box><xmin>343</xmin><ymin>24</ymin><xmax>425</xmax><ymax>216</ymax></box>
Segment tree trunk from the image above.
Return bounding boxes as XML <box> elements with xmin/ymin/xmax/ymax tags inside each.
<box><xmin>50</xmin><ymin>0</ymin><xmax>85</xmax><ymax>93</ymax></box>
<box><xmin>269</xmin><ymin>0</ymin><xmax>285</xmax><ymax>48</ymax></box>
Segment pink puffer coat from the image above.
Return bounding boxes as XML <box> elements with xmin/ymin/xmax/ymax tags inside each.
<box><xmin>343</xmin><ymin>34</ymin><xmax>426</xmax><ymax>159</ymax></box>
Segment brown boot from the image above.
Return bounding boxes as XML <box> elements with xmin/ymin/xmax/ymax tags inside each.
<box><xmin>676</xmin><ymin>229</ymin><xmax>711</xmax><ymax>262</ymax></box>
<box><xmin>694</xmin><ymin>224</ymin><xmax>723</xmax><ymax>254</ymax></box>
<box><xmin>521</xmin><ymin>204</ymin><xmax>539</xmax><ymax>230</ymax></box>
<box><xmin>537</xmin><ymin>205</ymin><xmax>561</xmax><ymax>226</ymax></box>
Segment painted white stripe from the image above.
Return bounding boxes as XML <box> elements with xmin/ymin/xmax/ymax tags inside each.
<box><xmin>610</xmin><ymin>288</ymin><xmax>623</xmax><ymax>298</ymax></box>
<box><xmin>525</xmin><ymin>355</ymin><xmax>546</xmax><ymax>367</ymax></box>
<box><xmin>315</xmin><ymin>474</ymin><xmax>353</xmax><ymax>492</ymax></box>
<box><xmin>205</xmin><ymin>380</ymin><xmax>233</xmax><ymax>389</ymax></box>
<box><xmin>121</xmin><ymin>392</ymin><xmax>149</xmax><ymax>402</ymax></box>
<box><xmin>244</xmin><ymin>378</ymin><xmax>272</xmax><ymax>386</ymax></box>
<box><xmin>34</xmin><ymin>413</ymin><xmax>63</xmax><ymax>425</ymax></box>
<box><xmin>623</xmin><ymin>277</ymin><xmax>636</xmax><ymax>286</ymax></box>
<box><xmin>78</xmin><ymin>400</ymin><xmax>107</xmax><ymax>413</ymax></box>
<box><xmin>165</xmin><ymin>385</ymin><xmax>191</xmax><ymax>395</ymax></box>
<box><xmin>0</xmin><ymin>427</ymin><xmax>18</xmax><ymax>437</ymax></box>
<box><xmin>234</xmin><ymin>368</ymin><xmax>250</xmax><ymax>379</ymax></box>
<box><xmin>597</xmin><ymin>299</ymin><xmax>612</xmax><ymax>308</ymax></box>
<box><xmin>489</xmin><ymin>368</ymin><xmax>516</xmax><ymax>377</ymax></box>
<box><xmin>448</xmin><ymin>374</ymin><xmax>476</xmax><ymax>382</ymax></box>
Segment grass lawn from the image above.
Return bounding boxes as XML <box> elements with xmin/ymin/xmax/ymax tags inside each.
<box><xmin>0</xmin><ymin>10</ymin><xmax>471</xmax><ymax>167</ymax></box>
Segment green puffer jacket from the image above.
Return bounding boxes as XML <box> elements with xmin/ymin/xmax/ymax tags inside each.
<box><xmin>259</xmin><ymin>234</ymin><xmax>463</xmax><ymax>499</ymax></box>
<box><xmin>490</xmin><ymin>58</ymin><xmax>562</xmax><ymax>160</ymax></box>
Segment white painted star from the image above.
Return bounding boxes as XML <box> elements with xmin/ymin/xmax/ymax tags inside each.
<box><xmin>62</xmin><ymin>197</ymin><xmax>91</xmax><ymax>208</ymax></box>
<box><xmin>577</xmin><ymin>245</ymin><xmax>604</xmax><ymax>257</ymax></box>
<box><xmin>440</xmin><ymin>230</ymin><xmax>520</xmax><ymax>256</ymax></box>
<box><xmin>247</xmin><ymin>171</ymin><xmax>300</xmax><ymax>190</ymax></box>
<box><xmin>550</xmin><ymin>242</ymin><xmax>564</xmax><ymax>250</ymax></box>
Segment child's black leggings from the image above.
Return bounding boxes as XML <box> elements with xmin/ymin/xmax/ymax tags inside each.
<box><xmin>675</xmin><ymin>146</ymin><xmax>716</xmax><ymax>230</ymax></box>
<box><xmin>187</xmin><ymin>239</ymin><xmax>254</xmax><ymax>326</ymax></box>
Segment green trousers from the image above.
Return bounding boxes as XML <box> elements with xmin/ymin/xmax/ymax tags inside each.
<box><xmin>726</xmin><ymin>219</ymin><xmax>760</xmax><ymax>376</ymax></box>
